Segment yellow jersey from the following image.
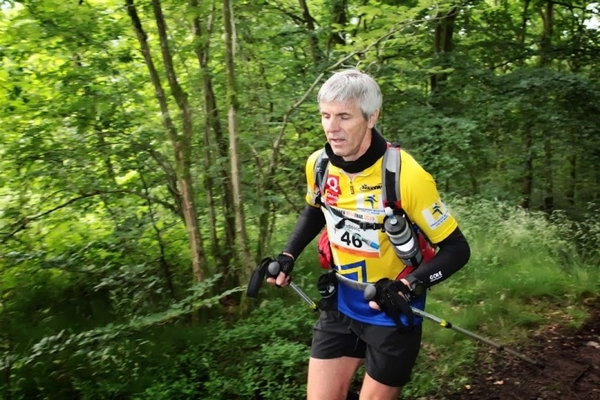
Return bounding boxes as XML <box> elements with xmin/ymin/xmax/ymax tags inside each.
<box><xmin>305</xmin><ymin>148</ymin><xmax>458</xmax><ymax>325</ymax></box>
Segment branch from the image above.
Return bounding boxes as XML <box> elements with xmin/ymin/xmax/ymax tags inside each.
<box><xmin>263</xmin><ymin>0</ymin><xmax>306</xmax><ymax>25</ymax></box>
<box><xmin>115</xmin><ymin>189</ymin><xmax>178</xmax><ymax>214</ymax></box>
<box><xmin>1</xmin><ymin>192</ymin><xmax>102</xmax><ymax>244</ymax></box>
<box><xmin>549</xmin><ymin>1</ymin><xmax>589</xmax><ymax>12</ymax></box>
<box><xmin>1</xmin><ymin>190</ymin><xmax>178</xmax><ymax>245</ymax></box>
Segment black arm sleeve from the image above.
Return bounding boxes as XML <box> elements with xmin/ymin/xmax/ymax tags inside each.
<box><xmin>282</xmin><ymin>205</ymin><xmax>326</xmax><ymax>259</ymax></box>
<box><xmin>409</xmin><ymin>227</ymin><xmax>470</xmax><ymax>288</ymax></box>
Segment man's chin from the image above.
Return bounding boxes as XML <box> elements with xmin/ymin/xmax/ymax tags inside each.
<box><xmin>330</xmin><ymin>146</ymin><xmax>347</xmax><ymax>157</ymax></box>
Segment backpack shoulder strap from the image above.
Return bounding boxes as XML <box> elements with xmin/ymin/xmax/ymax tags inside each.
<box><xmin>314</xmin><ymin>149</ymin><xmax>330</xmax><ymax>204</ymax></box>
<box><xmin>315</xmin><ymin>145</ymin><xmax>402</xmax><ymax>210</ymax></box>
<box><xmin>382</xmin><ymin>145</ymin><xmax>402</xmax><ymax>208</ymax></box>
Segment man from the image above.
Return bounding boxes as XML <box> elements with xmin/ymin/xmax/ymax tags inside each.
<box><xmin>267</xmin><ymin>69</ymin><xmax>470</xmax><ymax>400</ymax></box>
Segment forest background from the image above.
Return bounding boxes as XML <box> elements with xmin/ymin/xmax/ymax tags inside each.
<box><xmin>1</xmin><ymin>0</ymin><xmax>599</xmax><ymax>399</ymax></box>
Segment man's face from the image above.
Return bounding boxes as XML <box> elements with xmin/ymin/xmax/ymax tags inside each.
<box><xmin>320</xmin><ymin>101</ymin><xmax>378</xmax><ymax>162</ymax></box>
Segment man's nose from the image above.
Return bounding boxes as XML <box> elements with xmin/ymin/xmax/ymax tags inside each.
<box><xmin>324</xmin><ymin>118</ymin><xmax>340</xmax><ymax>132</ymax></box>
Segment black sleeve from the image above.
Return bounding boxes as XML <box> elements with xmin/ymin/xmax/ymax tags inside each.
<box><xmin>282</xmin><ymin>205</ymin><xmax>326</xmax><ymax>259</ymax></box>
<box><xmin>409</xmin><ymin>227</ymin><xmax>470</xmax><ymax>288</ymax></box>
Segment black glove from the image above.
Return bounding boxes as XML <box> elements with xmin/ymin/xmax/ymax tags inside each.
<box><xmin>275</xmin><ymin>253</ymin><xmax>295</xmax><ymax>276</ymax></box>
<box><xmin>371</xmin><ymin>278</ymin><xmax>414</xmax><ymax>330</ymax></box>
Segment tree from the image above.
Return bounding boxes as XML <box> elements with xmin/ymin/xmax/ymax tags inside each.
<box><xmin>222</xmin><ymin>0</ymin><xmax>253</xmax><ymax>277</ymax></box>
<box><xmin>190</xmin><ymin>0</ymin><xmax>236</xmax><ymax>273</ymax></box>
<box><xmin>126</xmin><ymin>0</ymin><xmax>208</xmax><ymax>282</ymax></box>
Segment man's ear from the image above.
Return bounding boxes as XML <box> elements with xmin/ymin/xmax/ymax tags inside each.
<box><xmin>367</xmin><ymin>110</ymin><xmax>379</xmax><ymax>129</ymax></box>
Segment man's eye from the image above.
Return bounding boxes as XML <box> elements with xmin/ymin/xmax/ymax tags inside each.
<box><xmin>341</xmin><ymin>115</ymin><xmax>350</xmax><ymax>120</ymax></box>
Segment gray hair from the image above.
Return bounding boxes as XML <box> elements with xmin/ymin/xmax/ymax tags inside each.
<box><xmin>317</xmin><ymin>69</ymin><xmax>382</xmax><ymax>120</ymax></box>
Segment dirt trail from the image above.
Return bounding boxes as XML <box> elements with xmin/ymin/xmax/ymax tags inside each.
<box><xmin>429</xmin><ymin>301</ymin><xmax>600</xmax><ymax>400</ymax></box>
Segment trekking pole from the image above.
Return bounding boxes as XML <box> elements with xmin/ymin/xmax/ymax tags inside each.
<box><xmin>266</xmin><ymin>261</ymin><xmax>319</xmax><ymax>310</ymax></box>
<box><xmin>266</xmin><ymin>264</ymin><xmax>544</xmax><ymax>369</ymax></box>
<box><xmin>362</xmin><ymin>284</ymin><xmax>545</xmax><ymax>369</ymax></box>
<box><xmin>410</xmin><ymin>306</ymin><xmax>544</xmax><ymax>368</ymax></box>
<box><xmin>288</xmin><ymin>281</ymin><xmax>319</xmax><ymax>311</ymax></box>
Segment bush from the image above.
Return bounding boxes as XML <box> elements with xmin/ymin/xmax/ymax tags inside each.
<box><xmin>134</xmin><ymin>299</ymin><xmax>315</xmax><ymax>400</ymax></box>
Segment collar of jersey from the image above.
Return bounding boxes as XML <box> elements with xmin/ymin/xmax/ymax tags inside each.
<box><xmin>324</xmin><ymin>128</ymin><xmax>387</xmax><ymax>174</ymax></box>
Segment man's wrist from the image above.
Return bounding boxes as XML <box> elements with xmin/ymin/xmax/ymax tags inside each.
<box><xmin>404</xmin><ymin>275</ymin><xmax>425</xmax><ymax>297</ymax></box>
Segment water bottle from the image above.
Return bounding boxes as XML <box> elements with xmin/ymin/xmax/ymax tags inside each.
<box><xmin>382</xmin><ymin>207</ymin><xmax>422</xmax><ymax>267</ymax></box>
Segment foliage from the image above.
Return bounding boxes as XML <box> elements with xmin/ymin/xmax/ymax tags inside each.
<box><xmin>2</xmin><ymin>198</ymin><xmax>599</xmax><ymax>399</ymax></box>
<box><xmin>402</xmin><ymin>197</ymin><xmax>600</xmax><ymax>397</ymax></box>
<box><xmin>132</xmin><ymin>300</ymin><xmax>314</xmax><ymax>400</ymax></box>
<box><xmin>1</xmin><ymin>0</ymin><xmax>600</xmax><ymax>398</ymax></box>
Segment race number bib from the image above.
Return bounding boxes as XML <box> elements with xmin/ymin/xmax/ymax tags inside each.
<box><xmin>324</xmin><ymin>208</ymin><xmax>381</xmax><ymax>259</ymax></box>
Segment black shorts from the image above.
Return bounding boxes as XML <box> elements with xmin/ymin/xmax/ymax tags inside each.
<box><xmin>310</xmin><ymin>310</ymin><xmax>422</xmax><ymax>387</ymax></box>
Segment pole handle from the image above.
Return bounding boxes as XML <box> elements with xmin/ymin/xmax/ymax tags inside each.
<box><xmin>267</xmin><ymin>261</ymin><xmax>280</xmax><ymax>277</ymax></box>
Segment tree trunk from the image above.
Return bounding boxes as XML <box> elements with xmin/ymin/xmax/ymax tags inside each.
<box><xmin>222</xmin><ymin>0</ymin><xmax>254</xmax><ymax>275</ymax></box>
<box><xmin>517</xmin><ymin>0</ymin><xmax>531</xmax><ymax>47</ymax></box>
<box><xmin>189</xmin><ymin>0</ymin><xmax>220</xmax><ymax>265</ymax></box>
<box><xmin>543</xmin><ymin>134</ymin><xmax>554</xmax><ymax>213</ymax></box>
<box><xmin>1</xmin><ymin>297</ymin><xmax>12</xmax><ymax>400</ymax></box>
<box><xmin>327</xmin><ymin>0</ymin><xmax>347</xmax><ymax>51</ymax></box>
<box><xmin>430</xmin><ymin>7</ymin><xmax>458</xmax><ymax>93</ymax></box>
<box><xmin>520</xmin><ymin>129</ymin><xmax>533</xmax><ymax>209</ymax></box>
<box><xmin>126</xmin><ymin>0</ymin><xmax>208</xmax><ymax>283</ymax></box>
<box><xmin>298</xmin><ymin>0</ymin><xmax>321</xmax><ymax>64</ymax></box>
<box><xmin>140</xmin><ymin>172</ymin><xmax>177</xmax><ymax>299</ymax></box>
<box><xmin>190</xmin><ymin>0</ymin><xmax>235</xmax><ymax>271</ymax></box>
<box><xmin>595</xmin><ymin>149</ymin><xmax>600</xmax><ymax>203</ymax></box>
<box><xmin>539</xmin><ymin>1</ymin><xmax>554</xmax><ymax>213</ymax></box>
<box><xmin>516</xmin><ymin>0</ymin><xmax>532</xmax><ymax>209</ymax></box>
<box><xmin>566</xmin><ymin>137</ymin><xmax>576</xmax><ymax>207</ymax></box>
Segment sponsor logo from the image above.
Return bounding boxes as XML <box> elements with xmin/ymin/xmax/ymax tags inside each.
<box><xmin>356</xmin><ymin>194</ymin><xmax>384</xmax><ymax>214</ymax></box>
<box><xmin>359</xmin><ymin>183</ymin><xmax>382</xmax><ymax>191</ymax></box>
<box><xmin>432</xmin><ymin>203</ymin><xmax>444</xmax><ymax>216</ymax></box>
<box><xmin>340</xmin><ymin>208</ymin><xmax>377</xmax><ymax>222</ymax></box>
<box><xmin>325</xmin><ymin>175</ymin><xmax>341</xmax><ymax>205</ymax></box>
<box><xmin>326</xmin><ymin>175</ymin><xmax>341</xmax><ymax>195</ymax></box>
<box><xmin>366</xmin><ymin>195</ymin><xmax>376</xmax><ymax>208</ymax></box>
<box><xmin>429</xmin><ymin>271</ymin><xmax>443</xmax><ymax>282</ymax></box>
<box><xmin>422</xmin><ymin>199</ymin><xmax>451</xmax><ymax>229</ymax></box>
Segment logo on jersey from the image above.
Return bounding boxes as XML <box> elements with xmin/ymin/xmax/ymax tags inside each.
<box><xmin>359</xmin><ymin>183</ymin><xmax>382</xmax><ymax>191</ymax></box>
<box><xmin>366</xmin><ymin>195</ymin><xmax>376</xmax><ymax>208</ymax></box>
<box><xmin>430</xmin><ymin>271</ymin><xmax>443</xmax><ymax>282</ymax></box>
<box><xmin>421</xmin><ymin>200</ymin><xmax>450</xmax><ymax>229</ymax></box>
<box><xmin>355</xmin><ymin>194</ymin><xmax>385</xmax><ymax>214</ymax></box>
<box><xmin>325</xmin><ymin>175</ymin><xmax>341</xmax><ymax>205</ymax></box>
